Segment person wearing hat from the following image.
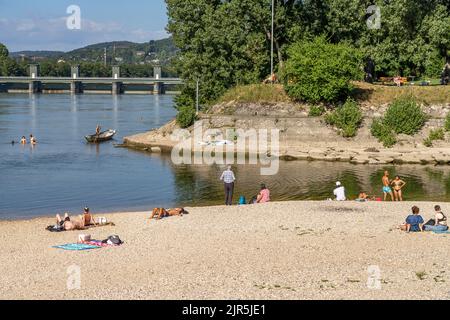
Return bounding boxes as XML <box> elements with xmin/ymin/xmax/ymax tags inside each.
<box><xmin>333</xmin><ymin>181</ymin><xmax>347</xmax><ymax>201</ymax></box>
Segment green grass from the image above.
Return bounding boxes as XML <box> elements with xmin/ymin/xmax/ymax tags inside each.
<box><xmin>217</xmin><ymin>82</ymin><xmax>449</xmax><ymax>107</ymax></box>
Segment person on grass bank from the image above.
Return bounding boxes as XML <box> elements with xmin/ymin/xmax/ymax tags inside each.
<box><xmin>400</xmin><ymin>206</ymin><xmax>424</xmax><ymax>233</ymax></box>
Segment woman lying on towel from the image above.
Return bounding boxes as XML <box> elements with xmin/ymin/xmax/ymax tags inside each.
<box><xmin>150</xmin><ymin>208</ymin><xmax>188</xmax><ymax>220</ymax></box>
<box><xmin>55</xmin><ymin>213</ymin><xmax>87</xmax><ymax>231</ymax></box>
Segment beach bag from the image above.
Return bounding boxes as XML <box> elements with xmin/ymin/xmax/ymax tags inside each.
<box><xmin>78</xmin><ymin>234</ymin><xmax>91</xmax><ymax>242</ymax></box>
<box><xmin>103</xmin><ymin>235</ymin><xmax>123</xmax><ymax>246</ymax></box>
<box><xmin>97</xmin><ymin>217</ymin><xmax>108</xmax><ymax>225</ymax></box>
<box><xmin>239</xmin><ymin>196</ymin><xmax>247</xmax><ymax>205</ymax></box>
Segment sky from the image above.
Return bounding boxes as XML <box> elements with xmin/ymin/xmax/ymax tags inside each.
<box><xmin>0</xmin><ymin>0</ymin><xmax>169</xmax><ymax>52</ymax></box>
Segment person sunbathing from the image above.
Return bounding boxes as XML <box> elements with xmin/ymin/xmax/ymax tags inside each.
<box><xmin>82</xmin><ymin>207</ymin><xmax>97</xmax><ymax>226</ymax></box>
<box><xmin>150</xmin><ymin>208</ymin><xmax>187</xmax><ymax>220</ymax></box>
<box><xmin>56</xmin><ymin>213</ymin><xmax>86</xmax><ymax>231</ymax></box>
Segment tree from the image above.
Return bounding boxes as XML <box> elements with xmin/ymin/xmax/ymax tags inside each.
<box><xmin>284</xmin><ymin>37</ymin><xmax>362</xmax><ymax>103</ymax></box>
<box><xmin>0</xmin><ymin>43</ymin><xmax>9</xmax><ymax>58</ymax></box>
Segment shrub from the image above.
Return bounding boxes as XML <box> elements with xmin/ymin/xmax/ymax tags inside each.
<box><xmin>445</xmin><ymin>113</ymin><xmax>450</xmax><ymax>132</ymax></box>
<box><xmin>284</xmin><ymin>36</ymin><xmax>362</xmax><ymax>103</ymax></box>
<box><xmin>309</xmin><ymin>105</ymin><xmax>325</xmax><ymax>117</ymax></box>
<box><xmin>383</xmin><ymin>96</ymin><xmax>427</xmax><ymax>135</ymax></box>
<box><xmin>424</xmin><ymin>128</ymin><xmax>445</xmax><ymax>147</ymax></box>
<box><xmin>370</xmin><ymin>119</ymin><xmax>397</xmax><ymax>148</ymax></box>
<box><xmin>325</xmin><ymin>99</ymin><xmax>362</xmax><ymax>138</ymax></box>
<box><xmin>176</xmin><ymin>106</ymin><xmax>197</xmax><ymax>128</ymax></box>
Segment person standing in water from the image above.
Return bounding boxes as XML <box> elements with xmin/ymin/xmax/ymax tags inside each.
<box><xmin>220</xmin><ymin>165</ymin><xmax>236</xmax><ymax>206</ymax></box>
<box><xmin>20</xmin><ymin>136</ymin><xmax>27</xmax><ymax>145</ymax></box>
<box><xmin>391</xmin><ymin>175</ymin><xmax>406</xmax><ymax>201</ymax></box>
<box><xmin>30</xmin><ymin>134</ymin><xmax>37</xmax><ymax>145</ymax></box>
<box><xmin>382</xmin><ymin>171</ymin><xmax>394</xmax><ymax>201</ymax></box>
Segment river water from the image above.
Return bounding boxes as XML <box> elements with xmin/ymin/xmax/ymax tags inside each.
<box><xmin>1</xmin><ymin>93</ymin><xmax>450</xmax><ymax>219</ymax></box>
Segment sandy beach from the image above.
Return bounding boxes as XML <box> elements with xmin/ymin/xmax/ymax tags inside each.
<box><xmin>0</xmin><ymin>201</ymin><xmax>449</xmax><ymax>300</ymax></box>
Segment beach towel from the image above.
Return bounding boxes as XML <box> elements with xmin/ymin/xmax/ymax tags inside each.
<box><xmin>52</xmin><ymin>243</ymin><xmax>101</xmax><ymax>251</ymax></box>
<box><xmin>82</xmin><ymin>240</ymin><xmax>121</xmax><ymax>247</ymax></box>
<box><xmin>433</xmin><ymin>230</ymin><xmax>450</xmax><ymax>234</ymax></box>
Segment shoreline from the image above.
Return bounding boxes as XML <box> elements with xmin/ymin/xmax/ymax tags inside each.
<box><xmin>1</xmin><ymin>200</ymin><xmax>449</xmax><ymax>300</ymax></box>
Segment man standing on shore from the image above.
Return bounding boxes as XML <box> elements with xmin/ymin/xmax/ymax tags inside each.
<box><xmin>220</xmin><ymin>165</ymin><xmax>236</xmax><ymax>206</ymax></box>
<box><xmin>382</xmin><ymin>171</ymin><xmax>394</xmax><ymax>201</ymax></box>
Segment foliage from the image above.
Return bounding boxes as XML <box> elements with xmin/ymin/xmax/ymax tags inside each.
<box><xmin>445</xmin><ymin>113</ymin><xmax>450</xmax><ymax>132</ymax></box>
<box><xmin>309</xmin><ymin>105</ymin><xmax>325</xmax><ymax>117</ymax></box>
<box><xmin>370</xmin><ymin>118</ymin><xmax>397</xmax><ymax>148</ymax></box>
<box><xmin>383</xmin><ymin>96</ymin><xmax>427</xmax><ymax>135</ymax></box>
<box><xmin>424</xmin><ymin>128</ymin><xmax>445</xmax><ymax>147</ymax></box>
<box><xmin>325</xmin><ymin>98</ymin><xmax>362</xmax><ymax>137</ymax></box>
<box><xmin>284</xmin><ymin>37</ymin><xmax>362</xmax><ymax>103</ymax></box>
<box><xmin>0</xmin><ymin>43</ymin><xmax>9</xmax><ymax>58</ymax></box>
<box><xmin>176</xmin><ymin>105</ymin><xmax>197</xmax><ymax>128</ymax></box>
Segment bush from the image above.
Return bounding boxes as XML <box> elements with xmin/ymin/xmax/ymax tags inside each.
<box><xmin>284</xmin><ymin>36</ymin><xmax>362</xmax><ymax>103</ymax></box>
<box><xmin>370</xmin><ymin>119</ymin><xmax>397</xmax><ymax>148</ymax></box>
<box><xmin>309</xmin><ymin>105</ymin><xmax>325</xmax><ymax>117</ymax></box>
<box><xmin>176</xmin><ymin>106</ymin><xmax>197</xmax><ymax>128</ymax></box>
<box><xmin>424</xmin><ymin>128</ymin><xmax>445</xmax><ymax>147</ymax></box>
<box><xmin>325</xmin><ymin>99</ymin><xmax>362</xmax><ymax>138</ymax></box>
<box><xmin>445</xmin><ymin>114</ymin><xmax>450</xmax><ymax>132</ymax></box>
<box><xmin>383</xmin><ymin>96</ymin><xmax>427</xmax><ymax>135</ymax></box>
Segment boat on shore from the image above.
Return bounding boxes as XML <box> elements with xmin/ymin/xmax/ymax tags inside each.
<box><xmin>85</xmin><ymin>129</ymin><xmax>116</xmax><ymax>143</ymax></box>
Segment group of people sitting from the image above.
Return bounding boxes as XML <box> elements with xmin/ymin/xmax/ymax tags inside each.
<box><xmin>400</xmin><ymin>205</ymin><xmax>448</xmax><ymax>233</ymax></box>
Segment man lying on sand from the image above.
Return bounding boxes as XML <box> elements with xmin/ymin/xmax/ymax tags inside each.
<box><xmin>150</xmin><ymin>208</ymin><xmax>188</xmax><ymax>220</ymax></box>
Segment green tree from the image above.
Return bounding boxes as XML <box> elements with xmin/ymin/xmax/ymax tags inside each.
<box><xmin>284</xmin><ymin>37</ymin><xmax>362</xmax><ymax>103</ymax></box>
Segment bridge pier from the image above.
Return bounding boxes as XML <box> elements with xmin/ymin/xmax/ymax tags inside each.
<box><xmin>112</xmin><ymin>82</ymin><xmax>123</xmax><ymax>95</ymax></box>
<box><xmin>29</xmin><ymin>81</ymin><xmax>42</xmax><ymax>94</ymax></box>
<box><xmin>153</xmin><ymin>82</ymin><xmax>165</xmax><ymax>94</ymax></box>
<box><xmin>70</xmin><ymin>81</ymin><xmax>82</xmax><ymax>94</ymax></box>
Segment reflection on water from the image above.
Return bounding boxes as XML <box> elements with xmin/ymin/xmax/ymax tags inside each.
<box><xmin>1</xmin><ymin>93</ymin><xmax>450</xmax><ymax>220</ymax></box>
<box><xmin>170</xmin><ymin>159</ymin><xmax>449</xmax><ymax>207</ymax></box>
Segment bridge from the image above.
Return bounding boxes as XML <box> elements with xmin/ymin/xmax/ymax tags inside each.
<box><xmin>0</xmin><ymin>65</ymin><xmax>183</xmax><ymax>95</ymax></box>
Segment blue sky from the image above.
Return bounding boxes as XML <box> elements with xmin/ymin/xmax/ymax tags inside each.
<box><xmin>0</xmin><ymin>0</ymin><xmax>169</xmax><ymax>52</ymax></box>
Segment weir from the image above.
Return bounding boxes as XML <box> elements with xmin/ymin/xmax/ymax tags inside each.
<box><xmin>0</xmin><ymin>64</ymin><xmax>182</xmax><ymax>95</ymax></box>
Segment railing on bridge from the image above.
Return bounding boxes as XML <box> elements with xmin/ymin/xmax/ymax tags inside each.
<box><xmin>0</xmin><ymin>65</ymin><xmax>183</xmax><ymax>95</ymax></box>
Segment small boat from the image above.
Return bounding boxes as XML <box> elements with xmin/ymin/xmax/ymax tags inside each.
<box><xmin>85</xmin><ymin>129</ymin><xmax>116</xmax><ymax>143</ymax></box>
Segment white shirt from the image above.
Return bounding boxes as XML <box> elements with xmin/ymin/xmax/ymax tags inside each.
<box><xmin>220</xmin><ymin>170</ymin><xmax>236</xmax><ymax>184</ymax></box>
<box><xmin>333</xmin><ymin>186</ymin><xmax>346</xmax><ymax>201</ymax></box>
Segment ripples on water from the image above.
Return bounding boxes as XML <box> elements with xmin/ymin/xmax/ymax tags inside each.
<box><xmin>1</xmin><ymin>93</ymin><xmax>450</xmax><ymax>219</ymax></box>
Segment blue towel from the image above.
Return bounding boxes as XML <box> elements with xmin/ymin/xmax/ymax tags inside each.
<box><xmin>53</xmin><ymin>243</ymin><xmax>101</xmax><ymax>251</ymax></box>
<box><xmin>433</xmin><ymin>231</ymin><xmax>450</xmax><ymax>234</ymax></box>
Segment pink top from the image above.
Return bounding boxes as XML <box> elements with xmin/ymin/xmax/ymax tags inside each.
<box><xmin>259</xmin><ymin>189</ymin><xmax>270</xmax><ymax>203</ymax></box>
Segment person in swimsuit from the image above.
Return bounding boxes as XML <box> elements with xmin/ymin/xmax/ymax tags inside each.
<box><xmin>382</xmin><ymin>171</ymin><xmax>394</xmax><ymax>201</ymax></box>
<box><xmin>56</xmin><ymin>213</ymin><xmax>85</xmax><ymax>231</ymax></box>
<box><xmin>391</xmin><ymin>176</ymin><xmax>406</xmax><ymax>201</ymax></box>
<box><xmin>82</xmin><ymin>207</ymin><xmax>97</xmax><ymax>226</ymax></box>
<box><xmin>30</xmin><ymin>134</ymin><xmax>37</xmax><ymax>145</ymax></box>
<box><xmin>20</xmin><ymin>136</ymin><xmax>27</xmax><ymax>145</ymax></box>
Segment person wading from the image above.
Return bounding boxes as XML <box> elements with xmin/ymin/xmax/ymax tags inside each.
<box><xmin>220</xmin><ymin>165</ymin><xmax>236</xmax><ymax>206</ymax></box>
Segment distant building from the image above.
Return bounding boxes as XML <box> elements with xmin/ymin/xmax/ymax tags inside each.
<box><xmin>135</xmin><ymin>51</ymin><xmax>146</xmax><ymax>57</ymax></box>
<box><xmin>115</xmin><ymin>57</ymin><xmax>123</xmax><ymax>62</ymax></box>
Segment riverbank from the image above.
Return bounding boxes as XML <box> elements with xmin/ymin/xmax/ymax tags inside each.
<box><xmin>123</xmin><ymin>83</ymin><xmax>450</xmax><ymax>165</ymax></box>
<box><xmin>0</xmin><ymin>201</ymin><xmax>448</xmax><ymax>300</ymax></box>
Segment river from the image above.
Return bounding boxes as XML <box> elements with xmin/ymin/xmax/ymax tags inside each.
<box><xmin>1</xmin><ymin>93</ymin><xmax>450</xmax><ymax>219</ymax></box>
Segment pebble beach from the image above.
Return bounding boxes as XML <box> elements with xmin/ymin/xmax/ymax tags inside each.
<box><xmin>0</xmin><ymin>201</ymin><xmax>448</xmax><ymax>300</ymax></box>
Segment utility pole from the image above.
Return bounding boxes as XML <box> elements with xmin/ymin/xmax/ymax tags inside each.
<box><xmin>104</xmin><ymin>48</ymin><xmax>107</xmax><ymax>66</ymax></box>
<box><xmin>270</xmin><ymin>0</ymin><xmax>274</xmax><ymax>82</ymax></box>
<box><xmin>196</xmin><ymin>79</ymin><xmax>199</xmax><ymax>115</ymax></box>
